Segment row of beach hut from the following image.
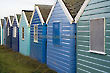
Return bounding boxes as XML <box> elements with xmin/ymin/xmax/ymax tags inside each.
<box><xmin>0</xmin><ymin>0</ymin><xmax>110</xmax><ymax>73</ymax></box>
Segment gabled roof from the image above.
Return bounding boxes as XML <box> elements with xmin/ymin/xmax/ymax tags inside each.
<box><xmin>4</xmin><ymin>17</ymin><xmax>8</xmax><ymax>22</ymax></box>
<box><xmin>75</xmin><ymin>0</ymin><xmax>90</xmax><ymax>23</ymax></box>
<box><xmin>1</xmin><ymin>19</ymin><xmax>4</xmax><ymax>26</ymax></box>
<box><xmin>4</xmin><ymin>17</ymin><xmax>8</xmax><ymax>26</ymax></box>
<box><xmin>46</xmin><ymin>0</ymin><xmax>90</xmax><ymax>24</ymax></box>
<box><xmin>10</xmin><ymin>16</ymin><xmax>14</xmax><ymax>24</ymax></box>
<box><xmin>35</xmin><ymin>4</ymin><xmax>53</xmax><ymax>23</ymax></box>
<box><xmin>16</xmin><ymin>14</ymin><xmax>21</xmax><ymax>23</ymax></box>
<box><xmin>22</xmin><ymin>10</ymin><xmax>33</xmax><ymax>24</ymax></box>
<box><xmin>12</xmin><ymin>14</ymin><xmax>21</xmax><ymax>27</ymax></box>
<box><xmin>7</xmin><ymin>16</ymin><xmax>14</xmax><ymax>26</ymax></box>
<box><xmin>62</xmin><ymin>0</ymin><xmax>85</xmax><ymax>19</ymax></box>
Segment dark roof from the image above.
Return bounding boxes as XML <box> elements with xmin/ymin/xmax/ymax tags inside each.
<box><xmin>62</xmin><ymin>0</ymin><xmax>85</xmax><ymax>19</ymax></box>
<box><xmin>1</xmin><ymin>19</ymin><xmax>4</xmax><ymax>26</ymax></box>
<box><xmin>16</xmin><ymin>14</ymin><xmax>21</xmax><ymax>23</ymax></box>
<box><xmin>4</xmin><ymin>17</ymin><xmax>8</xmax><ymax>22</ymax></box>
<box><xmin>23</xmin><ymin>10</ymin><xmax>33</xmax><ymax>24</ymax></box>
<box><xmin>35</xmin><ymin>4</ymin><xmax>53</xmax><ymax>22</ymax></box>
<box><xmin>10</xmin><ymin>16</ymin><xmax>14</xmax><ymax>24</ymax></box>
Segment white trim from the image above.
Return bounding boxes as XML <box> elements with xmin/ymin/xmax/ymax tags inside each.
<box><xmin>46</xmin><ymin>1</ymin><xmax>57</xmax><ymax>24</ymax></box>
<box><xmin>4</xmin><ymin>18</ymin><xmax>8</xmax><ymax>27</ymax></box>
<box><xmin>75</xmin><ymin>0</ymin><xmax>91</xmax><ymax>23</ymax></box>
<box><xmin>23</xmin><ymin>11</ymin><xmax>30</xmax><ymax>27</ymax></box>
<box><xmin>58</xmin><ymin>0</ymin><xmax>73</xmax><ymax>24</ymax></box>
<box><xmin>13</xmin><ymin>27</ymin><xmax>16</xmax><ymax>38</ymax></box>
<box><xmin>36</xmin><ymin>6</ymin><xmax>45</xmax><ymax>25</ymax></box>
<box><xmin>8</xmin><ymin>16</ymin><xmax>13</xmax><ymax>27</ymax></box>
<box><xmin>12</xmin><ymin>15</ymin><xmax>15</xmax><ymax>26</ymax></box>
<box><xmin>89</xmin><ymin>50</ymin><xmax>106</xmax><ymax>55</ymax></box>
<box><xmin>19</xmin><ymin>13</ymin><xmax>22</xmax><ymax>28</ymax></box>
<box><xmin>89</xmin><ymin>17</ymin><xmax>106</xmax><ymax>55</ymax></box>
<box><xmin>30</xmin><ymin>7</ymin><xmax>36</xmax><ymax>25</ymax></box>
<box><xmin>7</xmin><ymin>27</ymin><xmax>9</xmax><ymax>36</ymax></box>
<box><xmin>34</xmin><ymin>25</ymin><xmax>38</xmax><ymax>43</ymax></box>
<box><xmin>46</xmin><ymin>0</ymin><xmax>74</xmax><ymax>24</ymax></box>
<box><xmin>15</xmin><ymin>14</ymin><xmax>19</xmax><ymax>27</ymax></box>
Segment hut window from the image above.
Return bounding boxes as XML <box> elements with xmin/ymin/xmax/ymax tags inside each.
<box><xmin>8</xmin><ymin>27</ymin><xmax>9</xmax><ymax>36</ymax></box>
<box><xmin>53</xmin><ymin>22</ymin><xmax>60</xmax><ymax>45</ymax></box>
<box><xmin>22</xmin><ymin>27</ymin><xmax>24</xmax><ymax>40</ymax></box>
<box><xmin>13</xmin><ymin>27</ymin><xmax>16</xmax><ymax>37</ymax></box>
<box><xmin>89</xmin><ymin>18</ymin><xmax>106</xmax><ymax>55</ymax></box>
<box><xmin>34</xmin><ymin>25</ymin><xmax>38</xmax><ymax>43</ymax></box>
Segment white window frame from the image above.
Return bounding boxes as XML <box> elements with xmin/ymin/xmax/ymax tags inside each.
<box><xmin>8</xmin><ymin>27</ymin><xmax>9</xmax><ymax>36</ymax></box>
<box><xmin>89</xmin><ymin>18</ymin><xmax>106</xmax><ymax>55</ymax></box>
<box><xmin>13</xmin><ymin>27</ymin><xmax>16</xmax><ymax>38</ymax></box>
<box><xmin>34</xmin><ymin>25</ymin><xmax>38</xmax><ymax>43</ymax></box>
<box><xmin>22</xmin><ymin>27</ymin><xmax>24</xmax><ymax>40</ymax></box>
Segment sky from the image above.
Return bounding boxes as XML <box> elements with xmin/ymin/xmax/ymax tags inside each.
<box><xmin>0</xmin><ymin>0</ymin><xmax>56</xmax><ymax>19</ymax></box>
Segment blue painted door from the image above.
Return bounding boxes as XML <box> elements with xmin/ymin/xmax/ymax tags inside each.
<box><xmin>53</xmin><ymin>22</ymin><xmax>60</xmax><ymax>45</ymax></box>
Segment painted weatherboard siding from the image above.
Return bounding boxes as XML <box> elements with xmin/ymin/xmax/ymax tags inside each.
<box><xmin>30</xmin><ymin>9</ymin><xmax>47</xmax><ymax>63</ymax></box>
<box><xmin>1</xmin><ymin>25</ymin><xmax>3</xmax><ymax>45</ymax></box>
<box><xmin>47</xmin><ymin>1</ymin><xmax>76</xmax><ymax>73</ymax></box>
<box><xmin>12</xmin><ymin>18</ymin><xmax>19</xmax><ymax>52</ymax></box>
<box><xmin>6</xmin><ymin>20</ymin><xmax>12</xmax><ymax>48</ymax></box>
<box><xmin>19</xmin><ymin>13</ymin><xmax>30</xmax><ymax>56</ymax></box>
<box><xmin>77</xmin><ymin>0</ymin><xmax>110</xmax><ymax>73</ymax></box>
<box><xmin>3</xmin><ymin>19</ymin><xmax>7</xmax><ymax>45</ymax></box>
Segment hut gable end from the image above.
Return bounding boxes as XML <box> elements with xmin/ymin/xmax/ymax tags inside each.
<box><xmin>34</xmin><ymin>5</ymin><xmax>52</xmax><ymax>24</ymax></box>
<box><xmin>62</xmin><ymin>0</ymin><xmax>85</xmax><ymax>19</ymax></box>
<box><xmin>46</xmin><ymin>0</ymin><xmax>85</xmax><ymax>24</ymax></box>
<box><xmin>4</xmin><ymin>17</ymin><xmax>8</xmax><ymax>23</ymax></box>
<box><xmin>10</xmin><ymin>16</ymin><xmax>14</xmax><ymax>24</ymax></box>
<box><xmin>23</xmin><ymin>10</ymin><xmax>33</xmax><ymax>24</ymax></box>
<box><xmin>4</xmin><ymin>17</ymin><xmax>8</xmax><ymax>26</ymax></box>
<box><xmin>36</xmin><ymin>5</ymin><xmax>52</xmax><ymax>23</ymax></box>
<box><xmin>1</xmin><ymin>19</ymin><xmax>4</xmax><ymax>26</ymax></box>
<box><xmin>16</xmin><ymin>14</ymin><xmax>21</xmax><ymax>23</ymax></box>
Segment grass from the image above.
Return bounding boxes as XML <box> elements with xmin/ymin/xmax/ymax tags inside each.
<box><xmin>0</xmin><ymin>46</ymin><xmax>56</xmax><ymax>73</ymax></box>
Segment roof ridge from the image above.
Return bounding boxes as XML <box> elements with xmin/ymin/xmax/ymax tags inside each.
<box><xmin>22</xmin><ymin>10</ymin><xmax>33</xmax><ymax>12</ymax></box>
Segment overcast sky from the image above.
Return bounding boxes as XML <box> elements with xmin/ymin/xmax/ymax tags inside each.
<box><xmin>0</xmin><ymin>0</ymin><xmax>56</xmax><ymax>19</ymax></box>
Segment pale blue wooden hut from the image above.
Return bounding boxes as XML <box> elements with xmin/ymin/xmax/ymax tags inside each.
<box><xmin>3</xmin><ymin>17</ymin><xmax>8</xmax><ymax>45</ymax></box>
<box><xmin>30</xmin><ymin>5</ymin><xmax>52</xmax><ymax>63</ymax></box>
<box><xmin>77</xmin><ymin>0</ymin><xmax>110</xmax><ymax>73</ymax></box>
<box><xmin>0</xmin><ymin>20</ymin><xmax>1</xmax><ymax>44</ymax></box>
<box><xmin>1</xmin><ymin>19</ymin><xmax>4</xmax><ymax>45</ymax></box>
<box><xmin>46</xmin><ymin>0</ymin><xmax>85</xmax><ymax>73</ymax></box>
<box><xmin>12</xmin><ymin>14</ymin><xmax>21</xmax><ymax>52</ymax></box>
<box><xmin>19</xmin><ymin>10</ymin><xmax>33</xmax><ymax>56</ymax></box>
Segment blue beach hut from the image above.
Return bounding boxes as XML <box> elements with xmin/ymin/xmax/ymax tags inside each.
<box><xmin>30</xmin><ymin>5</ymin><xmax>52</xmax><ymax>63</ymax></box>
<box><xmin>12</xmin><ymin>14</ymin><xmax>21</xmax><ymax>52</ymax></box>
<box><xmin>3</xmin><ymin>17</ymin><xmax>8</xmax><ymax>45</ymax></box>
<box><xmin>46</xmin><ymin>0</ymin><xmax>85</xmax><ymax>73</ymax></box>
<box><xmin>6</xmin><ymin>16</ymin><xmax>14</xmax><ymax>48</ymax></box>
<box><xmin>1</xmin><ymin>19</ymin><xmax>4</xmax><ymax>45</ymax></box>
<box><xmin>77</xmin><ymin>0</ymin><xmax>110</xmax><ymax>73</ymax></box>
<box><xmin>0</xmin><ymin>20</ymin><xmax>1</xmax><ymax>45</ymax></box>
<box><xmin>19</xmin><ymin>10</ymin><xmax>33</xmax><ymax>56</ymax></box>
